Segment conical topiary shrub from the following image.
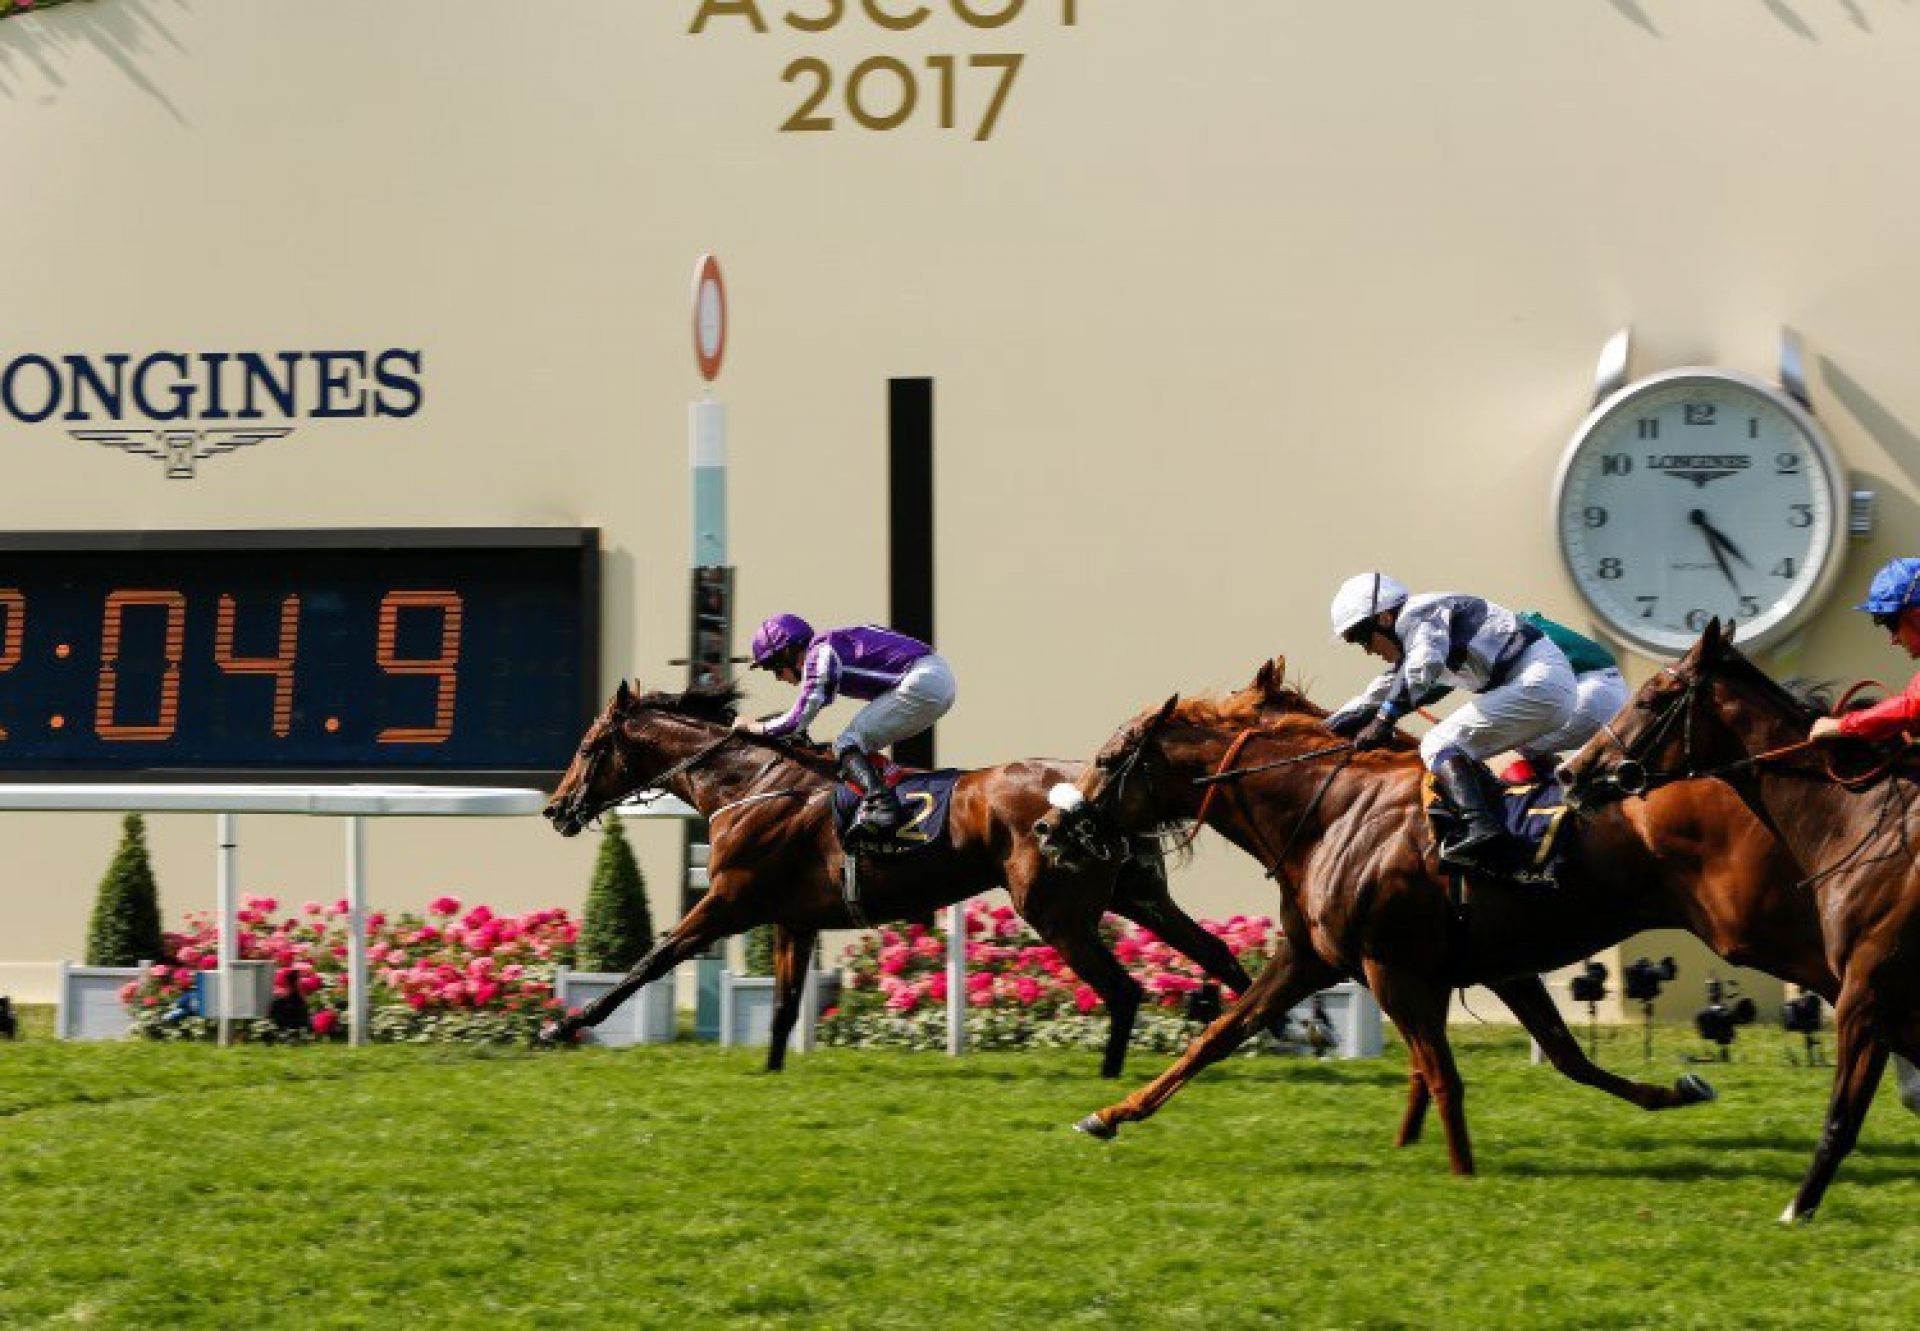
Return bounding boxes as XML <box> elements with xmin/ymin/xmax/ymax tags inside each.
<box><xmin>87</xmin><ymin>813</ymin><xmax>165</xmax><ymax>967</ymax></box>
<box><xmin>577</xmin><ymin>817</ymin><xmax>653</xmax><ymax>972</ymax></box>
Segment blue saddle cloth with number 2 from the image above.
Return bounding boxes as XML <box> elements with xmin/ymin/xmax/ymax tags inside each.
<box><xmin>832</xmin><ymin>768</ymin><xmax>962</xmax><ymax>857</ymax></box>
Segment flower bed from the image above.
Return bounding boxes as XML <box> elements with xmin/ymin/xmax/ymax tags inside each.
<box><xmin>818</xmin><ymin>901</ymin><xmax>1283</xmax><ymax>1055</ymax></box>
<box><xmin>121</xmin><ymin>894</ymin><xmax>577</xmax><ymax>1044</ymax></box>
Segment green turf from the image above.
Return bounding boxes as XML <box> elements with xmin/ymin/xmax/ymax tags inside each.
<box><xmin>0</xmin><ymin>1023</ymin><xmax>1914</xmax><ymax>1329</ymax></box>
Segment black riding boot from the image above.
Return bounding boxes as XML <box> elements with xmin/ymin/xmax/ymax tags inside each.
<box><xmin>839</xmin><ymin>748</ymin><xmax>905</xmax><ymax>835</ymax></box>
<box><xmin>1432</xmin><ymin>752</ymin><xmax>1508</xmax><ymax>867</ymax></box>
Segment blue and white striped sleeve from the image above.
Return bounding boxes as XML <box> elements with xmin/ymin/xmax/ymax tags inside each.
<box><xmin>761</xmin><ymin>643</ymin><xmax>841</xmax><ymax>738</ymax></box>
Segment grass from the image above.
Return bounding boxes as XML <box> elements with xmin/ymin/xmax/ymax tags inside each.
<box><xmin>0</xmin><ymin>1020</ymin><xmax>1916</xmax><ymax>1329</ymax></box>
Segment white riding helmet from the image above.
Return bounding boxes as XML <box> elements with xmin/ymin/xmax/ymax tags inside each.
<box><xmin>1330</xmin><ymin>572</ymin><xmax>1409</xmax><ymax>639</ymax></box>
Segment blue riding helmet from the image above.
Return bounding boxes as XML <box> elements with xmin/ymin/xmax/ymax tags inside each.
<box><xmin>1853</xmin><ymin>558</ymin><xmax>1920</xmax><ymax>618</ymax></box>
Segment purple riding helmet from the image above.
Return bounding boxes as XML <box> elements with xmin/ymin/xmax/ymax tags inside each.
<box><xmin>749</xmin><ymin>613</ymin><xmax>814</xmax><ymax>669</ymax></box>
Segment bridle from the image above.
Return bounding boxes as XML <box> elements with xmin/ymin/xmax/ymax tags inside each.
<box><xmin>1056</xmin><ymin>713</ymin><xmax>1350</xmax><ymax>883</ymax></box>
<box><xmin>553</xmin><ymin>718</ymin><xmax>735</xmax><ymax>831</ymax></box>
<box><xmin>1576</xmin><ymin>658</ymin><xmax>1897</xmax><ymax>805</ymax></box>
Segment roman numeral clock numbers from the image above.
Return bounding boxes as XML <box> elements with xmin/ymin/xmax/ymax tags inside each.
<box><xmin>1552</xmin><ymin>352</ymin><xmax>1851</xmax><ymax>660</ymax></box>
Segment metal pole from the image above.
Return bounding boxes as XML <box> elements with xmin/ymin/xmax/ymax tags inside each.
<box><xmin>947</xmin><ymin>900</ymin><xmax>967</xmax><ymax>1056</ymax></box>
<box><xmin>216</xmin><ymin>813</ymin><xmax>237</xmax><ymax>1048</ymax></box>
<box><xmin>346</xmin><ymin>815</ymin><xmax>368</xmax><ymax>1048</ymax></box>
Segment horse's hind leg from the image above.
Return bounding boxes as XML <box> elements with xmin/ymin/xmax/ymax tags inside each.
<box><xmin>1397</xmin><ymin>1071</ymin><xmax>1431</xmax><ymax>1148</ymax></box>
<box><xmin>1492</xmin><ymin>975</ymin><xmax>1716</xmax><ymax>1111</ymax></box>
<box><xmin>764</xmin><ymin>924</ymin><xmax>819</xmax><ymax>1074</ymax></box>
<box><xmin>1077</xmin><ymin>936</ymin><xmax>1337</xmax><ymax>1138</ymax></box>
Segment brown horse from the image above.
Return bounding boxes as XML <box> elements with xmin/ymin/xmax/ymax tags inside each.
<box><xmin>541</xmin><ymin>679</ymin><xmax>1275</xmax><ymax>1076</ymax></box>
<box><xmin>1560</xmin><ymin>619</ymin><xmax>1920</xmax><ymax>1221</ymax></box>
<box><xmin>1032</xmin><ymin>658</ymin><xmax>1863</xmax><ymax>1175</ymax></box>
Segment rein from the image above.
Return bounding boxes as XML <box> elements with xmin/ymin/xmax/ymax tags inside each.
<box><xmin>1175</xmin><ymin>727</ymin><xmax>1356</xmax><ymax>883</ymax></box>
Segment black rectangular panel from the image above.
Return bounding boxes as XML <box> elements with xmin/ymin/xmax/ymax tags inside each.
<box><xmin>0</xmin><ymin>528</ymin><xmax>598</xmax><ymax>782</ymax></box>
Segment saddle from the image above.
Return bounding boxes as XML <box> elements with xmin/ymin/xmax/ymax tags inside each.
<box><xmin>1423</xmin><ymin>763</ymin><xmax>1572</xmax><ymax>889</ymax></box>
<box><xmin>832</xmin><ymin>763</ymin><xmax>962</xmax><ymax>857</ymax></box>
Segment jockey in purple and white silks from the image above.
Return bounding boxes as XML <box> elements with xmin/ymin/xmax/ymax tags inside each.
<box><xmin>1324</xmin><ymin>572</ymin><xmax>1576</xmax><ymax>867</ymax></box>
<box><xmin>734</xmin><ymin>614</ymin><xmax>957</xmax><ymax>835</ymax></box>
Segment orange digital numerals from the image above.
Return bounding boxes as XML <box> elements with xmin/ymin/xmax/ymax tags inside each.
<box><xmin>0</xmin><ymin>589</ymin><xmax>22</xmax><ymax>740</ymax></box>
<box><xmin>96</xmin><ymin>590</ymin><xmax>187</xmax><ymax>741</ymax></box>
<box><xmin>215</xmin><ymin>594</ymin><xmax>301</xmax><ymax>738</ymax></box>
<box><xmin>375</xmin><ymin>591</ymin><xmax>464</xmax><ymax>744</ymax></box>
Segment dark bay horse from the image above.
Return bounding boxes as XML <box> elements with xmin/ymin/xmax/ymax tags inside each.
<box><xmin>1032</xmin><ymin>658</ymin><xmax>1862</xmax><ymax>1175</ymax></box>
<box><xmin>542</xmin><ymin>680</ymin><xmax>1271</xmax><ymax>1076</ymax></box>
<box><xmin>1560</xmin><ymin>619</ymin><xmax>1920</xmax><ymax>1221</ymax></box>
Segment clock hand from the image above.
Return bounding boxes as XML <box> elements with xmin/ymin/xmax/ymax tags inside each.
<box><xmin>1692</xmin><ymin>510</ymin><xmax>1754</xmax><ymax>569</ymax></box>
<box><xmin>1689</xmin><ymin>509</ymin><xmax>1743</xmax><ymax>593</ymax></box>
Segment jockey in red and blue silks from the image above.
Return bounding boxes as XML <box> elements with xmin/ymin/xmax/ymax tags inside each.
<box><xmin>734</xmin><ymin>613</ymin><xmax>956</xmax><ymax>835</ymax></box>
<box><xmin>1811</xmin><ymin>558</ymin><xmax>1920</xmax><ymax>746</ymax></box>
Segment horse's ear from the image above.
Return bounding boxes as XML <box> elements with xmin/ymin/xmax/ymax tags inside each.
<box><xmin>1148</xmin><ymin>693</ymin><xmax>1181</xmax><ymax>732</ymax></box>
<box><xmin>614</xmin><ymin>679</ymin><xmax>635</xmax><ymax>709</ymax></box>
<box><xmin>1253</xmin><ymin>657</ymin><xmax>1285</xmax><ymax>697</ymax></box>
<box><xmin>1703</xmin><ymin>617</ymin><xmax>1729</xmax><ymax>653</ymax></box>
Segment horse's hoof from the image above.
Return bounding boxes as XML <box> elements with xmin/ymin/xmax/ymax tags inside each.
<box><xmin>1676</xmin><ymin>1073</ymin><xmax>1717</xmax><ymax>1104</ymax></box>
<box><xmin>533</xmin><ymin>1021</ymin><xmax>571</xmax><ymax>1049</ymax></box>
<box><xmin>1073</xmin><ymin>1113</ymin><xmax>1118</xmax><ymax>1140</ymax></box>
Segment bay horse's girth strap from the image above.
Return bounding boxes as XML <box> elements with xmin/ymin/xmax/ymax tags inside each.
<box><xmin>841</xmin><ymin>852</ymin><xmax>868</xmax><ymax>929</ymax></box>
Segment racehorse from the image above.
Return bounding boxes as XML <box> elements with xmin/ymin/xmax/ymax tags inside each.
<box><xmin>1032</xmin><ymin>658</ymin><xmax>1861</xmax><ymax>1176</ymax></box>
<box><xmin>542</xmin><ymin>679</ymin><xmax>1275</xmax><ymax>1077</ymax></box>
<box><xmin>1559</xmin><ymin>619</ymin><xmax>1920</xmax><ymax>1221</ymax></box>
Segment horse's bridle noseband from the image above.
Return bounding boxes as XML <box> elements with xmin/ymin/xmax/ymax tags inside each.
<box><xmin>554</xmin><ymin>723</ymin><xmax>734</xmax><ymax>831</ymax></box>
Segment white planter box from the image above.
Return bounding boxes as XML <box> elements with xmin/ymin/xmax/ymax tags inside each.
<box><xmin>718</xmin><ymin>970</ymin><xmax>832</xmax><ymax>1049</ymax></box>
<box><xmin>1285</xmin><ymin>981</ymin><xmax>1383</xmax><ymax>1059</ymax></box>
<box><xmin>56</xmin><ymin>962</ymin><xmax>142</xmax><ymax>1041</ymax></box>
<box><xmin>553</xmin><ymin>968</ymin><xmax>676</xmax><ymax>1047</ymax></box>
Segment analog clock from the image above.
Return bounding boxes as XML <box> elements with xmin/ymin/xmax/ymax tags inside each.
<box><xmin>1552</xmin><ymin>357</ymin><xmax>1848</xmax><ymax>659</ymax></box>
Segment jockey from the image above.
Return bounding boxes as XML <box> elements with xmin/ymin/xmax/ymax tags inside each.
<box><xmin>1505</xmin><ymin>612</ymin><xmax>1628</xmax><ymax>782</ymax></box>
<box><xmin>1809</xmin><ymin>557</ymin><xmax>1920</xmax><ymax>746</ymax></box>
<box><xmin>733</xmin><ymin>613</ymin><xmax>957</xmax><ymax>835</ymax></box>
<box><xmin>1324</xmin><ymin>572</ymin><xmax>1577</xmax><ymax>866</ymax></box>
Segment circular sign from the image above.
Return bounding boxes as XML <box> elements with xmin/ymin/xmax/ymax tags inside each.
<box><xmin>692</xmin><ymin>254</ymin><xmax>727</xmax><ymax>382</ymax></box>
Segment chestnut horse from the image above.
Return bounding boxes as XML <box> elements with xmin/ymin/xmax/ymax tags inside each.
<box><xmin>541</xmin><ymin>680</ymin><xmax>1274</xmax><ymax>1076</ymax></box>
<box><xmin>1032</xmin><ymin>658</ymin><xmax>1866</xmax><ymax>1175</ymax></box>
<box><xmin>1560</xmin><ymin>619</ymin><xmax>1920</xmax><ymax>1221</ymax></box>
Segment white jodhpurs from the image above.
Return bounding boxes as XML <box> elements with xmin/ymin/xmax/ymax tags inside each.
<box><xmin>1419</xmin><ymin>639</ymin><xmax>1577</xmax><ymax>770</ymax></box>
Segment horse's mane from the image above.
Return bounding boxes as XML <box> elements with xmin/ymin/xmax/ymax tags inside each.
<box><xmin>628</xmin><ymin>680</ymin><xmax>744</xmax><ymax>725</ymax></box>
<box><xmin>1713</xmin><ymin>643</ymin><xmax>1825</xmax><ymax>726</ymax></box>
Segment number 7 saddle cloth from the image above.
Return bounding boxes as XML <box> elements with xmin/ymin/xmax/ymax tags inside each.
<box><xmin>1422</xmin><ymin>767</ymin><xmax>1574</xmax><ymax>887</ymax></box>
<box><xmin>832</xmin><ymin>765</ymin><xmax>963</xmax><ymax>857</ymax></box>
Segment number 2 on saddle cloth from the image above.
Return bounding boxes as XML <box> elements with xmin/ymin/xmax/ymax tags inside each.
<box><xmin>1422</xmin><ymin>765</ymin><xmax>1573</xmax><ymax>887</ymax></box>
<box><xmin>832</xmin><ymin>761</ymin><xmax>963</xmax><ymax>857</ymax></box>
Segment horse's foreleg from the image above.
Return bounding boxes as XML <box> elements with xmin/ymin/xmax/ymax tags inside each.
<box><xmin>1782</xmin><ymin>979</ymin><xmax>1891</xmax><ymax>1223</ymax></box>
<box><xmin>1111</xmin><ymin>893</ymin><xmax>1272</xmax><ymax>1029</ymax></box>
<box><xmin>1044</xmin><ymin>927</ymin><xmax>1144</xmax><ymax>1079</ymax></box>
<box><xmin>1369</xmin><ymin>970</ymin><xmax>1472</xmax><ymax>1175</ymax></box>
<box><xmin>1491</xmin><ymin>975</ymin><xmax>1716</xmax><ymax>1111</ymax></box>
<box><xmin>542</xmin><ymin>890</ymin><xmax>741</xmax><ymax>1044</ymax></box>
<box><xmin>1076</xmin><ymin>937</ymin><xmax>1336</xmax><ymax>1138</ymax></box>
<box><xmin>764</xmin><ymin>924</ymin><xmax>819</xmax><ymax>1074</ymax></box>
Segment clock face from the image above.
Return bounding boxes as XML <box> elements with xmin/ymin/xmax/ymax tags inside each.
<box><xmin>1553</xmin><ymin>370</ymin><xmax>1846</xmax><ymax>658</ymax></box>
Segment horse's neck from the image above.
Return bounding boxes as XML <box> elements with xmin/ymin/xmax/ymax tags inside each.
<box><xmin>1725</xmin><ymin>699</ymin><xmax>1874</xmax><ymax>880</ymax></box>
<box><xmin>668</xmin><ymin>732</ymin><xmax>826</xmax><ymax>817</ymax></box>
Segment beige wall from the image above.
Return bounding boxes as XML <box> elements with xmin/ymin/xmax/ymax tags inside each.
<box><xmin>3</xmin><ymin>1</ymin><xmax>1916</xmax><ymax>1016</ymax></box>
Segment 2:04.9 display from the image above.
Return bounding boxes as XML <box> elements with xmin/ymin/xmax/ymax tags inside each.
<box><xmin>0</xmin><ymin>531</ymin><xmax>597</xmax><ymax>779</ymax></box>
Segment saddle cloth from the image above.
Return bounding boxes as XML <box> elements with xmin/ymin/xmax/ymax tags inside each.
<box><xmin>1423</xmin><ymin>768</ymin><xmax>1574</xmax><ymax>884</ymax></box>
<box><xmin>832</xmin><ymin>766</ymin><xmax>963</xmax><ymax>857</ymax></box>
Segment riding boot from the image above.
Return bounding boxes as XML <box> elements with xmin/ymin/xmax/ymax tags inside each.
<box><xmin>839</xmin><ymin>748</ymin><xmax>905</xmax><ymax>835</ymax></box>
<box><xmin>1432</xmin><ymin>752</ymin><xmax>1508</xmax><ymax>867</ymax></box>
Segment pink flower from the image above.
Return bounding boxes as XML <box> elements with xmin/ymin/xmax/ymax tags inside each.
<box><xmin>428</xmin><ymin>895</ymin><xmax>460</xmax><ymax>916</ymax></box>
<box><xmin>1074</xmin><ymin>985</ymin><xmax>1100</xmax><ymax>1014</ymax></box>
<box><xmin>311</xmin><ymin>1009</ymin><xmax>339</xmax><ymax>1037</ymax></box>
